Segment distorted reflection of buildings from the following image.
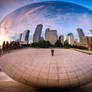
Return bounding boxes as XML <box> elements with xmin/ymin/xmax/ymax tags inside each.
<box><xmin>77</xmin><ymin>28</ymin><xmax>88</xmax><ymax>44</ymax></box>
<box><xmin>67</xmin><ymin>33</ymin><xmax>74</xmax><ymax>45</ymax></box>
<box><xmin>90</xmin><ymin>29</ymin><xmax>92</xmax><ymax>35</ymax></box>
<box><xmin>19</xmin><ymin>33</ymin><xmax>22</xmax><ymax>41</ymax></box>
<box><xmin>74</xmin><ymin>39</ymin><xmax>78</xmax><ymax>44</ymax></box>
<box><xmin>76</xmin><ymin>28</ymin><xmax>92</xmax><ymax>50</ymax></box>
<box><xmin>18</xmin><ymin>24</ymin><xmax>92</xmax><ymax>50</ymax></box>
<box><xmin>87</xmin><ymin>36</ymin><xmax>92</xmax><ymax>50</ymax></box>
<box><xmin>59</xmin><ymin>35</ymin><xmax>64</xmax><ymax>45</ymax></box>
<box><xmin>33</xmin><ymin>24</ymin><xmax>43</xmax><ymax>43</ymax></box>
<box><xmin>19</xmin><ymin>30</ymin><xmax>30</xmax><ymax>44</ymax></box>
<box><xmin>45</xmin><ymin>28</ymin><xmax>58</xmax><ymax>44</ymax></box>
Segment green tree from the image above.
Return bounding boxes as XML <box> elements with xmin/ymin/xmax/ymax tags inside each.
<box><xmin>31</xmin><ymin>40</ymin><xmax>52</xmax><ymax>48</ymax></box>
<box><xmin>54</xmin><ymin>40</ymin><xmax>63</xmax><ymax>48</ymax></box>
<box><xmin>64</xmin><ymin>42</ymin><xmax>72</xmax><ymax>48</ymax></box>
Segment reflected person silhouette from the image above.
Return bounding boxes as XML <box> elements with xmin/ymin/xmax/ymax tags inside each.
<box><xmin>51</xmin><ymin>49</ymin><xmax>54</xmax><ymax>56</ymax></box>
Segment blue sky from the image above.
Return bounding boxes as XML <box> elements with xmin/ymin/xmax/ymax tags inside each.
<box><xmin>0</xmin><ymin>0</ymin><xmax>92</xmax><ymax>22</ymax></box>
<box><xmin>0</xmin><ymin>0</ymin><xmax>92</xmax><ymax>45</ymax></box>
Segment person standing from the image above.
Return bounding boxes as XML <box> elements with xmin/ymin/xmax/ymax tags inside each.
<box><xmin>51</xmin><ymin>49</ymin><xmax>54</xmax><ymax>56</ymax></box>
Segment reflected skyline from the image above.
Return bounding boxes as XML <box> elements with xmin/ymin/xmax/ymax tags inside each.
<box><xmin>0</xmin><ymin>1</ymin><xmax>92</xmax><ymax>46</ymax></box>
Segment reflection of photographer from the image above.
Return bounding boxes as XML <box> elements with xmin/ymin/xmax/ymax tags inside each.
<box><xmin>51</xmin><ymin>49</ymin><xmax>54</xmax><ymax>56</ymax></box>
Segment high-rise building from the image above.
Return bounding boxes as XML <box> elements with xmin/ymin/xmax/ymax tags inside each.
<box><xmin>19</xmin><ymin>33</ymin><xmax>22</xmax><ymax>41</ymax></box>
<box><xmin>33</xmin><ymin>24</ymin><xmax>43</xmax><ymax>43</ymax></box>
<box><xmin>67</xmin><ymin>33</ymin><xmax>74</xmax><ymax>45</ymax></box>
<box><xmin>83</xmin><ymin>36</ymin><xmax>88</xmax><ymax>43</ymax></box>
<box><xmin>45</xmin><ymin>28</ymin><xmax>58</xmax><ymax>45</ymax></box>
<box><xmin>90</xmin><ymin>30</ymin><xmax>92</xmax><ymax>35</ymax></box>
<box><xmin>87</xmin><ymin>36</ymin><xmax>92</xmax><ymax>45</ymax></box>
<box><xmin>87</xmin><ymin>36</ymin><xmax>92</xmax><ymax>50</ymax></box>
<box><xmin>77</xmin><ymin>28</ymin><xmax>85</xmax><ymax>43</ymax></box>
<box><xmin>20</xmin><ymin>30</ymin><xmax>30</xmax><ymax>44</ymax></box>
<box><xmin>59</xmin><ymin>35</ymin><xmax>64</xmax><ymax>45</ymax></box>
<box><xmin>74</xmin><ymin>39</ymin><xmax>78</xmax><ymax>44</ymax></box>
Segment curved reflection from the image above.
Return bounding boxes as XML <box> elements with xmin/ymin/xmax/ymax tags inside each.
<box><xmin>0</xmin><ymin>1</ymin><xmax>92</xmax><ymax>46</ymax></box>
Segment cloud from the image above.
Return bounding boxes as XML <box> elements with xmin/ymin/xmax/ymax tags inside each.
<box><xmin>20</xmin><ymin>5</ymin><xmax>44</xmax><ymax>21</ymax></box>
<box><xmin>0</xmin><ymin>0</ymin><xmax>38</xmax><ymax>22</ymax></box>
<box><xmin>0</xmin><ymin>1</ymin><xmax>92</xmax><ymax>43</ymax></box>
<box><xmin>1</xmin><ymin>12</ymin><xmax>92</xmax><ymax>41</ymax></box>
<box><xmin>77</xmin><ymin>14</ymin><xmax>91</xmax><ymax>27</ymax></box>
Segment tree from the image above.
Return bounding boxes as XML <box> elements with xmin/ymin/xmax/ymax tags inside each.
<box><xmin>5</xmin><ymin>41</ymin><xmax>9</xmax><ymax>50</ymax></box>
<box><xmin>64</xmin><ymin>42</ymin><xmax>72</xmax><ymax>48</ymax></box>
<box><xmin>54</xmin><ymin>40</ymin><xmax>63</xmax><ymax>48</ymax></box>
<box><xmin>31</xmin><ymin>40</ymin><xmax>52</xmax><ymax>48</ymax></box>
<box><xmin>2</xmin><ymin>41</ymin><xmax>6</xmax><ymax>51</ymax></box>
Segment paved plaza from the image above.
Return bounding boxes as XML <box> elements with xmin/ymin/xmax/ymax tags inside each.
<box><xmin>0</xmin><ymin>48</ymin><xmax>92</xmax><ymax>91</ymax></box>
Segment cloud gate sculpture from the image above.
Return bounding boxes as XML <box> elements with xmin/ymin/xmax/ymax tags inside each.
<box><xmin>0</xmin><ymin>1</ymin><xmax>92</xmax><ymax>88</ymax></box>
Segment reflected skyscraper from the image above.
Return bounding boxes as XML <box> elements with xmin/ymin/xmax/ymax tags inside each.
<box><xmin>87</xmin><ymin>36</ymin><xmax>92</xmax><ymax>50</ymax></box>
<box><xmin>45</xmin><ymin>28</ymin><xmax>58</xmax><ymax>44</ymax></box>
<box><xmin>90</xmin><ymin>29</ymin><xmax>92</xmax><ymax>35</ymax></box>
<box><xmin>19</xmin><ymin>30</ymin><xmax>30</xmax><ymax>44</ymax></box>
<box><xmin>74</xmin><ymin>39</ymin><xmax>78</xmax><ymax>44</ymax></box>
<box><xmin>77</xmin><ymin>28</ymin><xmax>88</xmax><ymax>43</ymax></box>
<box><xmin>59</xmin><ymin>35</ymin><xmax>64</xmax><ymax>45</ymax></box>
<box><xmin>67</xmin><ymin>33</ymin><xmax>74</xmax><ymax>45</ymax></box>
<box><xmin>33</xmin><ymin>24</ymin><xmax>43</xmax><ymax>43</ymax></box>
<box><xmin>77</xmin><ymin>28</ymin><xmax>85</xmax><ymax>43</ymax></box>
<box><xmin>21</xmin><ymin>30</ymin><xmax>30</xmax><ymax>42</ymax></box>
<box><xmin>19</xmin><ymin>33</ymin><xmax>22</xmax><ymax>41</ymax></box>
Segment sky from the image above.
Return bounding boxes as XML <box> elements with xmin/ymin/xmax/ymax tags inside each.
<box><xmin>0</xmin><ymin>0</ymin><xmax>92</xmax><ymax>22</ymax></box>
<box><xmin>0</xmin><ymin>0</ymin><xmax>92</xmax><ymax>45</ymax></box>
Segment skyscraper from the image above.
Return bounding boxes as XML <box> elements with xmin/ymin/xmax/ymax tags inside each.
<box><xmin>77</xmin><ymin>28</ymin><xmax>85</xmax><ymax>43</ymax></box>
<box><xmin>67</xmin><ymin>33</ymin><xmax>74</xmax><ymax>45</ymax></box>
<box><xmin>74</xmin><ymin>39</ymin><xmax>78</xmax><ymax>44</ymax></box>
<box><xmin>45</xmin><ymin>28</ymin><xmax>58</xmax><ymax>45</ymax></box>
<box><xmin>21</xmin><ymin>30</ymin><xmax>30</xmax><ymax>42</ymax></box>
<box><xmin>59</xmin><ymin>35</ymin><xmax>64</xmax><ymax>45</ymax></box>
<box><xmin>87</xmin><ymin>36</ymin><xmax>92</xmax><ymax>50</ymax></box>
<box><xmin>77</xmin><ymin>28</ymin><xmax>88</xmax><ymax>43</ymax></box>
<box><xmin>19</xmin><ymin>33</ymin><xmax>22</xmax><ymax>41</ymax></box>
<box><xmin>90</xmin><ymin>30</ymin><xmax>92</xmax><ymax>35</ymax></box>
<box><xmin>33</xmin><ymin>24</ymin><xmax>43</xmax><ymax>43</ymax></box>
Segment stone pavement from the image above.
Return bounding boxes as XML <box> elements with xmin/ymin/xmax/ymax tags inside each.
<box><xmin>1</xmin><ymin>48</ymin><xmax>92</xmax><ymax>88</ymax></box>
<box><xmin>0</xmin><ymin>70</ymin><xmax>92</xmax><ymax>92</ymax></box>
<box><xmin>1</xmin><ymin>48</ymin><xmax>92</xmax><ymax>92</ymax></box>
<box><xmin>0</xmin><ymin>76</ymin><xmax>92</xmax><ymax>92</ymax></box>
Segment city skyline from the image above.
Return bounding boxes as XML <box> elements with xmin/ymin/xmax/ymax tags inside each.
<box><xmin>33</xmin><ymin>24</ymin><xmax>43</xmax><ymax>43</ymax></box>
<box><xmin>0</xmin><ymin>1</ymin><xmax>92</xmax><ymax>46</ymax></box>
<box><xmin>18</xmin><ymin>24</ymin><xmax>92</xmax><ymax>46</ymax></box>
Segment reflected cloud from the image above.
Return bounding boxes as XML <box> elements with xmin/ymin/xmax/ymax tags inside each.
<box><xmin>0</xmin><ymin>1</ymin><xmax>92</xmax><ymax>45</ymax></box>
<box><xmin>20</xmin><ymin>5</ymin><xmax>44</xmax><ymax>21</ymax></box>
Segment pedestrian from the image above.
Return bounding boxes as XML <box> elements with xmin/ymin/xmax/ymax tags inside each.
<box><xmin>51</xmin><ymin>49</ymin><xmax>54</xmax><ymax>56</ymax></box>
